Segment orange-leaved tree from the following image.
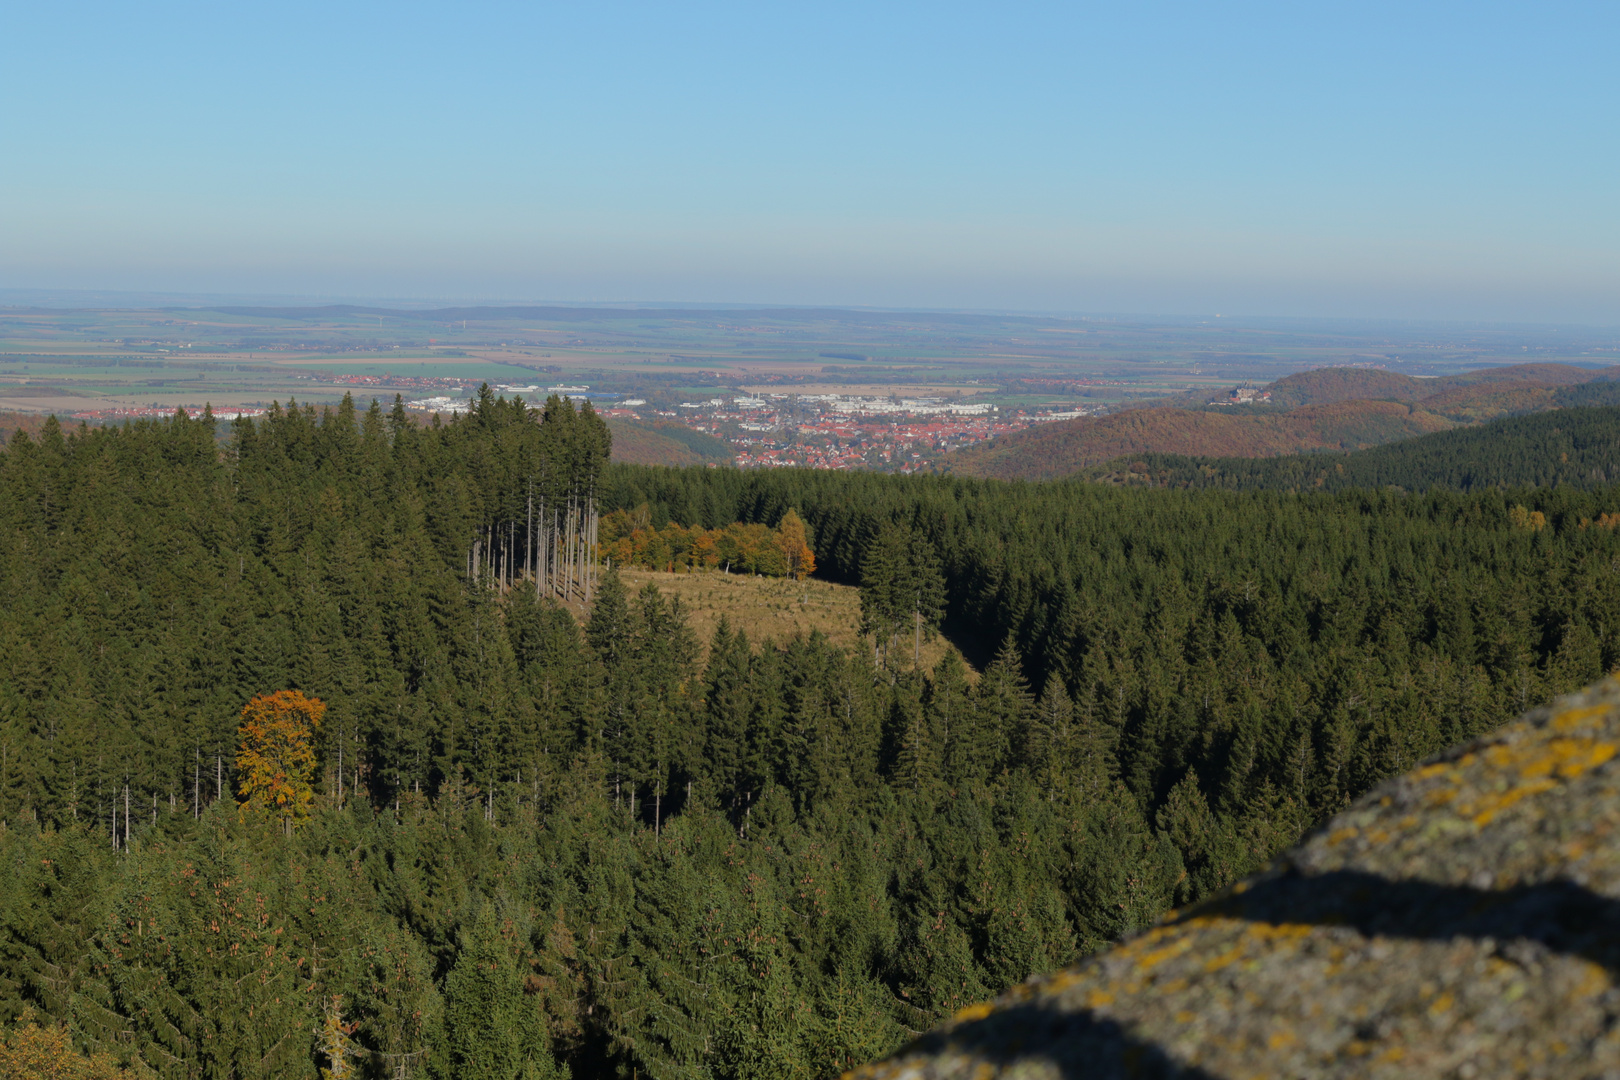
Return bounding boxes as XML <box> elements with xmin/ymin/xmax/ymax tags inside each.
<box><xmin>0</xmin><ymin>1008</ymin><xmax>126</xmax><ymax>1078</ymax></box>
<box><xmin>236</xmin><ymin>690</ymin><xmax>325</xmax><ymax>830</ymax></box>
<box><xmin>774</xmin><ymin>509</ymin><xmax>817</xmax><ymax>581</ymax></box>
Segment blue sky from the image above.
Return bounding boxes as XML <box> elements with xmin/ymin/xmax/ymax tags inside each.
<box><xmin>3</xmin><ymin>1</ymin><xmax>1616</xmax><ymax>321</ymax></box>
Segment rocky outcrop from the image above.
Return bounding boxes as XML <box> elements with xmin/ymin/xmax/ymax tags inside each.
<box><xmin>852</xmin><ymin>678</ymin><xmax>1620</xmax><ymax>1079</ymax></box>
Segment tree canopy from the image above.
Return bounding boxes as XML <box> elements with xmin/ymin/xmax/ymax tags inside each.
<box><xmin>1</xmin><ymin>399</ymin><xmax>1618</xmax><ymax>1078</ymax></box>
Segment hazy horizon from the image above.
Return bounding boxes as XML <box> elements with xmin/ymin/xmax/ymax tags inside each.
<box><xmin>5</xmin><ymin>2</ymin><xmax>1616</xmax><ymax>324</ymax></box>
<box><xmin>7</xmin><ymin>289</ymin><xmax>1620</xmax><ymax>337</ymax></box>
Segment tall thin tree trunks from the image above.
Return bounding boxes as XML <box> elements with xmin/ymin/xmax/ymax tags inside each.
<box><xmin>589</xmin><ymin>502</ymin><xmax>598</xmax><ymax>598</ymax></box>
<box><xmin>475</xmin><ymin>491</ymin><xmax>599</xmax><ymax>605</ymax></box>
<box><xmin>567</xmin><ymin>499</ymin><xmax>578</xmax><ymax>601</ymax></box>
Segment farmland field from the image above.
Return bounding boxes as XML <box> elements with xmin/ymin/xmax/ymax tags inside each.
<box><xmin>6</xmin><ymin>302</ymin><xmax>1610</xmax><ymax>422</ymax></box>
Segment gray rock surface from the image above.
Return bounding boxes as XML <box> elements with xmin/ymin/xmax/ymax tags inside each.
<box><xmin>851</xmin><ymin>677</ymin><xmax>1620</xmax><ymax>1079</ymax></box>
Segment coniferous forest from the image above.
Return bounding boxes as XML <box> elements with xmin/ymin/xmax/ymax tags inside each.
<box><xmin>5</xmin><ymin>391</ymin><xmax>1620</xmax><ymax>1078</ymax></box>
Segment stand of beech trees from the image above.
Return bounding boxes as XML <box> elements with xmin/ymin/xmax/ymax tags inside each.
<box><xmin>3</xmin><ymin>392</ymin><xmax>1620</xmax><ymax>1078</ymax></box>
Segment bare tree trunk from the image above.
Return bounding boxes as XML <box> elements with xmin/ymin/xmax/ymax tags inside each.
<box><xmin>566</xmin><ymin>501</ymin><xmax>577</xmax><ymax>601</ymax></box>
<box><xmin>587</xmin><ymin>502</ymin><xmax>598</xmax><ymax>602</ymax></box>
<box><xmin>124</xmin><ymin>784</ymin><xmax>130</xmax><ymax>848</ymax></box>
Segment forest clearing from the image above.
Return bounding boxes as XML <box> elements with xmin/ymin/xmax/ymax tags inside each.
<box><xmin>608</xmin><ymin>566</ymin><xmax>971</xmax><ymax>674</ymax></box>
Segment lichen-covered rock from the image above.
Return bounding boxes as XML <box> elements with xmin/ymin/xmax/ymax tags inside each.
<box><xmin>851</xmin><ymin>678</ymin><xmax>1620</xmax><ymax>1080</ymax></box>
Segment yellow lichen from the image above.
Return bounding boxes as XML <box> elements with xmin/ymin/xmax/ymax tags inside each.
<box><xmin>1551</xmin><ymin>703</ymin><xmax>1614</xmax><ymax>733</ymax></box>
<box><xmin>1469</xmin><ymin>778</ymin><xmax>1559</xmax><ymax>827</ymax></box>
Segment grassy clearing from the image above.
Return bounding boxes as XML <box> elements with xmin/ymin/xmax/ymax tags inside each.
<box><xmin>609</xmin><ymin>567</ymin><xmax>973</xmax><ymax>676</ymax></box>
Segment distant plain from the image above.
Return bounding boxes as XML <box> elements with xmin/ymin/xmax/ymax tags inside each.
<box><xmin>5</xmin><ymin>304</ymin><xmax>1617</xmax><ymax>421</ymax></box>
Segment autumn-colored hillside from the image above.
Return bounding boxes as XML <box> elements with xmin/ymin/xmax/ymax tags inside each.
<box><xmin>1261</xmin><ymin>363</ymin><xmax>1620</xmax><ymax>410</ymax></box>
<box><xmin>1416</xmin><ymin>379</ymin><xmax>1564</xmax><ymax>421</ymax></box>
<box><xmin>0</xmin><ymin>411</ymin><xmax>58</xmax><ymax>444</ymax></box>
<box><xmin>946</xmin><ymin>400</ymin><xmax>1452</xmax><ymax>481</ymax></box>
<box><xmin>607</xmin><ymin>417</ymin><xmax>732</xmax><ymax>467</ymax></box>
<box><xmin>1289</xmin><ymin>399</ymin><xmax>1454</xmax><ymax>446</ymax></box>
<box><xmin>1429</xmin><ymin>362</ymin><xmax>1619</xmax><ymax>389</ymax></box>
<box><xmin>950</xmin><ymin>362</ymin><xmax>1620</xmax><ymax>482</ymax></box>
<box><xmin>1263</xmin><ymin>367</ymin><xmax>1425</xmax><ymax>408</ymax></box>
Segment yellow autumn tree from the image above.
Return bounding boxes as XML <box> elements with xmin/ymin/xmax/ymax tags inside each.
<box><xmin>236</xmin><ymin>690</ymin><xmax>325</xmax><ymax>831</ymax></box>
<box><xmin>774</xmin><ymin>509</ymin><xmax>817</xmax><ymax>580</ymax></box>
<box><xmin>0</xmin><ymin>1008</ymin><xmax>126</xmax><ymax>1079</ymax></box>
<box><xmin>1509</xmin><ymin>504</ymin><xmax>1547</xmax><ymax>532</ymax></box>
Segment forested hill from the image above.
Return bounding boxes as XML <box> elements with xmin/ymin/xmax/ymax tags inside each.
<box><xmin>1261</xmin><ymin>361</ymin><xmax>1615</xmax><ymax>408</ymax></box>
<box><xmin>1081</xmin><ymin>404</ymin><xmax>1620</xmax><ymax>493</ymax></box>
<box><xmin>947</xmin><ymin>362</ymin><xmax>1620</xmax><ymax>481</ymax></box>
<box><xmin>941</xmin><ymin>400</ymin><xmax>1452</xmax><ymax>480</ymax></box>
<box><xmin>606</xmin><ymin>416</ymin><xmax>733</xmax><ymax>467</ymax></box>
<box><xmin>6</xmin><ymin>398</ymin><xmax>1620</xmax><ymax>1078</ymax></box>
